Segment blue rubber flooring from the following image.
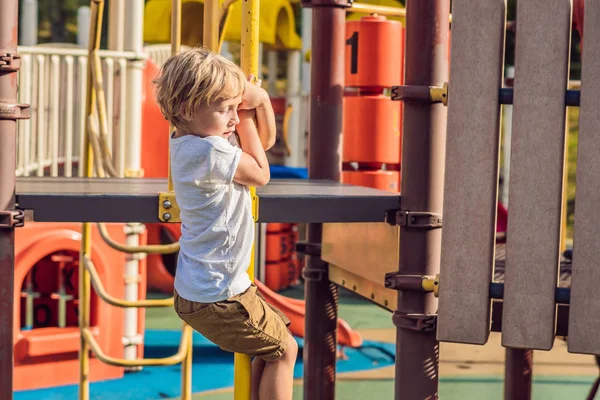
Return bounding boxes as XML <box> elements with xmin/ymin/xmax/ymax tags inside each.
<box><xmin>14</xmin><ymin>329</ymin><xmax>396</xmax><ymax>400</ymax></box>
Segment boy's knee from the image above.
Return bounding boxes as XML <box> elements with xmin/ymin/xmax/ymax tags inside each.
<box><xmin>283</xmin><ymin>332</ymin><xmax>298</xmax><ymax>360</ymax></box>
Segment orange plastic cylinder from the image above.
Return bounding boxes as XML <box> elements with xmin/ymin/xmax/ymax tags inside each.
<box><xmin>343</xmin><ymin>95</ymin><xmax>401</xmax><ymax>164</ymax></box>
<box><xmin>343</xmin><ymin>170</ymin><xmax>400</xmax><ymax>193</ymax></box>
<box><xmin>345</xmin><ymin>15</ymin><xmax>403</xmax><ymax>89</ymax></box>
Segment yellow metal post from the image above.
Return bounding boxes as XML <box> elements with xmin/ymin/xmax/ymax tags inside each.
<box><xmin>170</xmin><ymin>4</ymin><xmax>193</xmax><ymax>399</ymax></box>
<box><xmin>204</xmin><ymin>0</ymin><xmax>221</xmax><ymax>52</ymax></box>
<box><xmin>80</xmin><ymin>1</ymin><xmax>104</xmax><ymax>399</ymax></box>
<box><xmin>235</xmin><ymin>1</ymin><xmax>260</xmax><ymax>399</ymax></box>
<box><xmin>168</xmin><ymin>0</ymin><xmax>182</xmax><ymax>193</ymax></box>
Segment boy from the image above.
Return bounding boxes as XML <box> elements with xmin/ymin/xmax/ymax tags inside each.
<box><xmin>153</xmin><ymin>47</ymin><xmax>298</xmax><ymax>400</ymax></box>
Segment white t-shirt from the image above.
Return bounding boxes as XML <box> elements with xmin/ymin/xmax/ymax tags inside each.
<box><xmin>170</xmin><ymin>133</ymin><xmax>253</xmax><ymax>303</ymax></box>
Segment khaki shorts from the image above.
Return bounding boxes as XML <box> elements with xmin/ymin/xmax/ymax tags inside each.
<box><xmin>174</xmin><ymin>284</ymin><xmax>291</xmax><ymax>362</ymax></box>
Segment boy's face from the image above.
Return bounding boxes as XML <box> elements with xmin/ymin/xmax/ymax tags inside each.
<box><xmin>187</xmin><ymin>96</ymin><xmax>242</xmax><ymax>139</ymax></box>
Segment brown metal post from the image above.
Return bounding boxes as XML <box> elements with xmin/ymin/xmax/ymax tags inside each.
<box><xmin>395</xmin><ymin>1</ymin><xmax>449</xmax><ymax>399</ymax></box>
<box><xmin>0</xmin><ymin>1</ymin><xmax>24</xmax><ymax>399</ymax></box>
<box><xmin>300</xmin><ymin>1</ymin><xmax>347</xmax><ymax>399</ymax></box>
<box><xmin>504</xmin><ymin>348</ymin><xmax>533</xmax><ymax>400</ymax></box>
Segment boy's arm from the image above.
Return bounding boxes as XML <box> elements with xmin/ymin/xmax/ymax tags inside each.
<box><xmin>233</xmin><ymin>110</ymin><xmax>271</xmax><ymax>187</ymax></box>
<box><xmin>255</xmin><ymin>97</ymin><xmax>277</xmax><ymax>151</ymax></box>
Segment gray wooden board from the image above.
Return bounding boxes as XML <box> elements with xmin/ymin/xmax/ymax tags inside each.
<box><xmin>15</xmin><ymin>177</ymin><xmax>400</xmax><ymax>223</ymax></box>
<box><xmin>501</xmin><ymin>0</ymin><xmax>572</xmax><ymax>350</ymax></box>
<box><xmin>568</xmin><ymin>0</ymin><xmax>600</xmax><ymax>355</ymax></box>
<box><xmin>436</xmin><ymin>0</ymin><xmax>506</xmax><ymax>345</ymax></box>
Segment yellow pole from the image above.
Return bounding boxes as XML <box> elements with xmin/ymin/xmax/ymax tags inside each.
<box><xmin>180</xmin><ymin>325</ymin><xmax>193</xmax><ymax>400</ymax></box>
<box><xmin>204</xmin><ymin>0</ymin><xmax>220</xmax><ymax>52</ymax></box>
<box><xmin>235</xmin><ymin>1</ymin><xmax>260</xmax><ymax>399</ymax></box>
<box><xmin>80</xmin><ymin>1</ymin><xmax>104</xmax><ymax>398</ymax></box>
<box><xmin>169</xmin><ymin>3</ymin><xmax>193</xmax><ymax>399</ymax></box>
<box><xmin>168</xmin><ymin>0</ymin><xmax>182</xmax><ymax>193</ymax></box>
<box><xmin>350</xmin><ymin>2</ymin><xmax>406</xmax><ymax>17</ymax></box>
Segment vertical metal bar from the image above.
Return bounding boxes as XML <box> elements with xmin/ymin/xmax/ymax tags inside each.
<box><xmin>103</xmin><ymin>57</ymin><xmax>114</xmax><ymax>151</ymax></box>
<box><xmin>168</xmin><ymin>0</ymin><xmax>182</xmax><ymax>193</ymax></box>
<box><xmin>504</xmin><ymin>348</ymin><xmax>533</xmax><ymax>400</ymax></box>
<box><xmin>181</xmin><ymin>325</ymin><xmax>193</xmax><ymax>400</ymax></box>
<box><xmin>203</xmin><ymin>0</ymin><xmax>220</xmax><ymax>56</ymax></box>
<box><xmin>0</xmin><ymin>1</ymin><xmax>20</xmax><ymax>398</ymax></box>
<box><xmin>235</xmin><ymin>2</ymin><xmax>260</xmax><ymax>398</ymax></box>
<box><xmin>77</xmin><ymin>57</ymin><xmax>87</xmax><ymax>176</ymax></box>
<box><xmin>64</xmin><ymin>55</ymin><xmax>74</xmax><ymax>177</ymax></box>
<box><xmin>303</xmin><ymin>3</ymin><xmax>345</xmax><ymax>400</ymax></box>
<box><xmin>395</xmin><ymin>1</ymin><xmax>449</xmax><ymax>399</ymax></box>
<box><xmin>50</xmin><ymin>55</ymin><xmax>60</xmax><ymax>176</ymax></box>
<box><xmin>36</xmin><ymin>55</ymin><xmax>46</xmax><ymax>176</ymax></box>
<box><xmin>80</xmin><ymin>1</ymin><xmax>104</xmax><ymax>398</ymax></box>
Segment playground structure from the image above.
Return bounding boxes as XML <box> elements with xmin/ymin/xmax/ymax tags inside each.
<box><xmin>2</xmin><ymin>1</ymin><xmax>599</xmax><ymax>400</ymax></box>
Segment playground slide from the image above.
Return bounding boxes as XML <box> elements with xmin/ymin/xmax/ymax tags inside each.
<box><xmin>254</xmin><ymin>280</ymin><xmax>363</xmax><ymax>348</ymax></box>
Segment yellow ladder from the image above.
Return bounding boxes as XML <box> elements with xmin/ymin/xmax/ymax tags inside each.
<box><xmin>78</xmin><ymin>1</ymin><xmax>260</xmax><ymax>399</ymax></box>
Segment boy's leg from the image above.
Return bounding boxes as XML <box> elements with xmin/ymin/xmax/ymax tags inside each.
<box><xmin>252</xmin><ymin>357</ymin><xmax>266</xmax><ymax>400</ymax></box>
<box><xmin>259</xmin><ymin>331</ymin><xmax>299</xmax><ymax>400</ymax></box>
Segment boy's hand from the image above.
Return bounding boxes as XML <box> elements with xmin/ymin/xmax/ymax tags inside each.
<box><xmin>239</xmin><ymin>75</ymin><xmax>268</xmax><ymax>110</ymax></box>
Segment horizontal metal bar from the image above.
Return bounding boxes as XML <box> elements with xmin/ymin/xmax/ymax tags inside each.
<box><xmin>350</xmin><ymin>2</ymin><xmax>406</xmax><ymax>17</ymax></box>
<box><xmin>490</xmin><ymin>302</ymin><xmax>569</xmax><ymax>337</ymax></box>
<box><xmin>17</xmin><ymin>45</ymin><xmax>145</xmax><ymax>60</ymax></box>
<box><xmin>82</xmin><ymin>325</ymin><xmax>192</xmax><ymax>367</ymax></box>
<box><xmin>489</xmin><ymin>282</ymin><xmax>570</xmax><ymax>304</ymax></box>
<box><xmin>84</xmin><ymin>255</ymin><xmax>174</xmax><ymax>308</ymax></box>
<box><xmin>499</xmin><ymin>88</ymin><xmax>580</xmax><ymax>107</ymax></box>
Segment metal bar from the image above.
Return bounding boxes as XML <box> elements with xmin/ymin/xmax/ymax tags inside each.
<box><xmin>504</xmin><ymin>348</ymin><xmax>533</xmax><ymax>400</ymax></box>
<box><xmin>568</xmin><ymin>0</ymin><xmax>600</xmax><ymax>356</ymax></box>
<box><xmin>350</xmin><ymin>2</ymin><xmax>406</xmax><ymax>17</ymax></box>
<box><xmin>64</xmin><ymin>55</ymin><xmax>74</xmax><ymax>177</ymax></box>
<box><xmin>437</xmin><ymin>0</ymin><xmax>506</xmax><ymax>345</ymax></box>
<box><xmin>80</xmin><ymin>0</ymin><xmax>104</xmax><ymax>397</ymax></box>
<box><xmin>17</xmin><ymin>45</ymin><xmax>143</xmax><ymax>59</ymax></box>
<box><xmin>35</xmin><ymin>55</ymin><xmax>45</xmax><ymax>177</ymax></box>
<box><xmin>499</xmin><ymin>88</ymin><xmax>580</xmax><ymax>107</ymax></box>
<box><xmin>395</xmin><ymin>1</ymin><xmax>449</xmax><ymax>399</ymax></box>
<box><xmin>82</xmin><ymin>325</ymin><xmax>192</xmax><ymax>367</ymax></box>
<box><xmin>49</xmin><ymin>55</ymin><xmax>60</xmax><ymax>176</ymax></box>
<box><xmin>204</xmin><ymin>0</ymin><xmax>220</xmax><ymax>54</ymax></box>
<box><xmin>83</xmin><ymin>255</ymin><xmax>174</xmax><ymax>307</ymax></box>
<box><xmin>234</xmin><ymin>1</ymin><xmax>261</xmax><ymax>398</ymax></box>
<box><xmin>489</xmin><ymin>283</ymin><xmax>570</xmax><ymax>304</ymax></box>
<box><xmin>0</xmin><ymin>0</ymin><xmax>21</xmax><ymax>398</ymax></box>
<box><xmin>303</xmin><ymin>3</ymin><xmax>346</xmax><ymax>400</ymax></box>
<box><xmin>168</xmin><ymin>0</ymin><xmax>181</xmax><ymax>193</ymax></box>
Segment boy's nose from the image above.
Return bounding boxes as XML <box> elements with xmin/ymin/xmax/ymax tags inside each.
<box><xmin>232</xmin><ymin>111</ymin><xmax>240</xmax><ymax>124</ymax></box>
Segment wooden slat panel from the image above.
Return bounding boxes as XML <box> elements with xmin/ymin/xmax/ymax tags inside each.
<box><xmin>501</xmin><ymin>0</ymin><xmax>572</xmax><ymax>350</ymax></box>
<box><xmin>436</xmin><ymin>0</ymin><xmax>506</xmax><ymax>344</ymax></box>
<box><xmin>568</xmin><ymin>1</ymin><xmax>600</xmax><ymax>355</ymax></box>
<box><xmin>322</xmin><ymin>222</ymin><xmax>399</xmax><ymax>281</ymax></box>
<box><xmin>322</xmin><ymin>222</ymin><xmax>399</xmax><ymax>309</ymax></box>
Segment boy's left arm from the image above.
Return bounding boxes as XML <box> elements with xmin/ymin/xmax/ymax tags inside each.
<box><xmin>254</xmin><ymin>96</ymin><xmax>277</xmax><ymax>151</ymax></box>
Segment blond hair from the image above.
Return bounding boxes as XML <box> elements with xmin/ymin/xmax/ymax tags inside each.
<box><xmin>152</xmin><ymin>47</ymin><xmax>246</xmax><ymax>130</ymax></box>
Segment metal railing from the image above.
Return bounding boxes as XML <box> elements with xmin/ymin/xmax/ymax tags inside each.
<box><xmin>15</xmin><ymin>45</ymin><xmax>142</xmax><ymax>178</ymax></box>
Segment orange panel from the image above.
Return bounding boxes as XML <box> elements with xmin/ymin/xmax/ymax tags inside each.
<box><xmin>141</xmin><ymin>59</ymin><xmax>171</xmax><ymax>178</ymax></box>
<box><xmin>265</xmin><ymin>262</ymin><xmax>283</xmax><ymax>292</ymax></box>
<box><xmin>342</xmin><ymin>170</ymin><xmax>400</xmax><ymax>193</ymax></box>
<box><xmin>343</xmin><ymin>95</ymin><xmax>401</xmax><ymax>165</ymax></box>
<box><xmin>345</xmin><ymin>15</ymin><xmax>404</xmax><ymax>89</ymax></box>
<box><xmin>13</xmin><ymin>222</ymin><xmax>147</xmax><ymax>391</ymax></box>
